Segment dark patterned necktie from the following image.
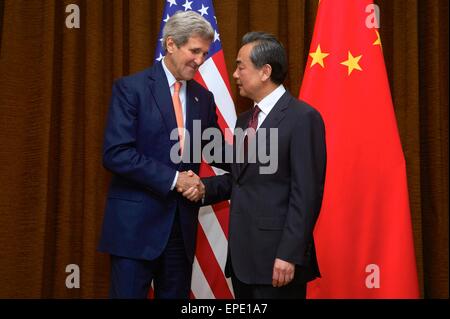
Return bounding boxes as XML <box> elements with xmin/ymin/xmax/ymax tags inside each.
<box><xmin>248</xmin><ymin>105</ymin><xmax>261</xmax><ymax>131</ymax></box>
<box><xmin>243</xmin><ymin>105</ymin><xmax>261</xmax><ymax>161</ymax></box>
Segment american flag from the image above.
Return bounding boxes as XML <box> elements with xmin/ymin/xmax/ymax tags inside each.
<box><xmin>154</xmin><ymin>0</ymin><xmax>236</xmax><ymax>298</ymax></box>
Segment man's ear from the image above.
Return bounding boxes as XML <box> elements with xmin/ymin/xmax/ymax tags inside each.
<box><xmin>166</xmin><ymin>36</ymin><xmax>176</xmax><ymax>54</ymax></box>
<box><xmin>261</xmin><ymin>64</ymin><xmax>272</xmax><ymax>82</ymax></box>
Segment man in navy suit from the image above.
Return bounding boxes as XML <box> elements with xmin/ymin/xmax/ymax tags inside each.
<box><xmin>184</xmin><ymin>32</ymin><xmax>327</xmax><ymax>299</ymax></box>
<box><xmin>98</xmin><ymin>11</ymin><xmax>223</xmax><ymax>298</ymax></box>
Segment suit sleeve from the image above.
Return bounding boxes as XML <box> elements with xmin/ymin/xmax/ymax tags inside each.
<box><xmin>202</xmin><ymin>91</ymin><xmax>232</xmax><ymax>173</ymax></box>
<box><xmin>102</xmin><ymin>79</ymin><xmax>177</xmax><ymax>197</ymax></box>
<box><xmin>199</xmin><ymin>91</ymin><xmax>233</xmax><ymax>205</ymax></box>
<box><xmin>201</xmin><ymin>173</ymin><xmax>233</xmax><ymax>206</ymax></box>
<box><xmin>276</xmin><ymin>109</ymin><xmax>327</xmax><ymax>266</ymax></box>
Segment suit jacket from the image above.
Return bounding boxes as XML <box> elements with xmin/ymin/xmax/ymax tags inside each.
<box><xmin>98</xmin><ymin>61</ymin><xmax>222</xmax><ymax>263</ymax></box>
<box><xmin>203</xmin><ymin>91</ymin><xmax>327</xmax><ymax>285</ymax></box>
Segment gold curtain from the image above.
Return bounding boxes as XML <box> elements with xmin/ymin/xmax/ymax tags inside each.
<box><xmin>0</xmin><ymin>0</ymin><xmax>447</xmax><ymax>298</ymax></box>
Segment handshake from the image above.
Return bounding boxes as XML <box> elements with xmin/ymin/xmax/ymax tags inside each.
<box><xmin>175</xmin><ymin>170</ymin><xmax>205</xmax><ymax>202</ymax></box>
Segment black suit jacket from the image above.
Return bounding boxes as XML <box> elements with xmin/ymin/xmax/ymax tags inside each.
<box><xmin>203</xmin><ymin>91</ymin><xmax>326</xmax><ymax>285</ymax></box>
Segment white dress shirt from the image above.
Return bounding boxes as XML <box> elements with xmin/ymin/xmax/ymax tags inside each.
<box><xmin>253</xmin><ymin>84</ymin><xmax>286</xmax><ymax>130</ymax></box>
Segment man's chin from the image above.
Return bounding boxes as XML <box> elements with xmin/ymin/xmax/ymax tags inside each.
<box><xmin>238</xmin><ymin>88</ymin><xmax>247</xmax><ymax>97</ymax></box>
<box><xmin>183</xmin><ymin>71</ymin><xmax>197</xmax><ymax>80</ymax></box>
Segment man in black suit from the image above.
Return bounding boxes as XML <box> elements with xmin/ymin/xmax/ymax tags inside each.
<box><xmin>184</xmin><ymin>32</ymin><xmax>327</xmax><ymax>299</ymax></box>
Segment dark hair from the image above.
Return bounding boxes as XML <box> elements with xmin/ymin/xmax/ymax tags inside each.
<box><xmin>241</xmin><ymin>31</ymin><xmax>288</xmax><ymax>85</ymax></box>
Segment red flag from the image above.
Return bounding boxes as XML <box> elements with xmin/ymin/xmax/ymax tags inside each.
<box><xmin>299</xmin><ymin>0</ymin><xmax>419</xmax><ymax>298</ymax></box>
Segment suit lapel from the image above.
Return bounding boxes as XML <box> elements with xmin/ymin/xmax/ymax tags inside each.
<box><xmin>185</xmin><ymin>80</ymin><xmax>201</xmax><ymax>146</ymax></box>
<box><xmin>147</xmin><ymin>62</ymin><xmax>178</xmax><ymax>140</ymax></box>
<box><xmin>237</xmin><ymin>92</ymin><xmax>291</xmax><ymax>180</ymax></box>
<box><xmin>233</xmin><ymin>112</ymin><xmax>251</xmax><ymax>179</ymax></box>
<box><xmin>258</xmin><ymin>91</ymin><xmax>290</xmax><ymax>131</ymax></box>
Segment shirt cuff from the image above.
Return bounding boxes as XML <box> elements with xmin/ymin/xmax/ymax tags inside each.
<box><xmin>170</xmin><ymin>171</ymin><xmax>179</xmax><ymax>191</ymax></box>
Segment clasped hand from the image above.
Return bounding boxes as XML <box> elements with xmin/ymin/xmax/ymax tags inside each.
<box><xmin>175</xmin><ymin>170</ymin><xmax>205</xmax><ymax>202</ymax></box>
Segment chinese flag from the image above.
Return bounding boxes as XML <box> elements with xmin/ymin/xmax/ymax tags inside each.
<box><xmin>299</xmin><ymin>0</ymin><xmax>419</xmax><ymax>298</ymax></box>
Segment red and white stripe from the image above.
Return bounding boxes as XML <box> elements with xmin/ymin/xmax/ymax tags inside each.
<box><xmin>190</xmin><ymin>50</ymin><xmax>237</xmax><ymax>299</ymax></box>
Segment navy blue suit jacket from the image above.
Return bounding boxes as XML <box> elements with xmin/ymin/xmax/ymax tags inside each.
<box><xmin>98</xmin><ymin>62</ymin><xmax>221</xmax><ymax>263</ymax></box>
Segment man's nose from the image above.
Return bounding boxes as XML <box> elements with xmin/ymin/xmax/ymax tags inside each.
<box><xmin>195</xmin><ymin>55</ymin><xmax>205</xmax><ymax>66</ymax></box>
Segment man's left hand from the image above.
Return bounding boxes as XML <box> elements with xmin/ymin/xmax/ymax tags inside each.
<box><xmin>272</xmin><ymin>258</ymin><xmax>295</xmax><ymax>287</ymax></box>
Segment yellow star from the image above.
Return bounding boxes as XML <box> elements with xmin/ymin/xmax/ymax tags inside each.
<box><xmin>340</xmin><ymin>51</ymin><xmax>363</xmax><ymax>75</ymax></box>
<box><xmin>309</xmin><ymin>44</ymin><xmax>329</xmax><ymax>68</ymax></box>
<box><xmin>373</xmin><ymin>30</ymin><xmax>382</xmax><ymax>47</ymax></box>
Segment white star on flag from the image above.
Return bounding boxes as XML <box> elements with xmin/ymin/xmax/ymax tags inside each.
<box><xmin>182</xmin><ymin>0</ymin><xmax>193</xmax><ymax>11</ymax></box>
<box><xmin>167</xmin><ymin>0</ymin><xmax>177</xmax><ymax>7</ymax></box>
<box><xmin>198</xmin><ymin>4</ymin><xmax>209</xmax><ymax>16</ymax></box>
<box><xmin>214</xmin><ymin>30</ymin><xmax>220</xmax><ymax>42</ymax></box>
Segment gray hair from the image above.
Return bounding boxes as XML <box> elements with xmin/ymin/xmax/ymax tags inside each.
<box><xmin>242</xmin><ymin>31</ymin><xmax>288</xmax><ymax>85</ymax></box>
<box><xmin>162</xmin><ymin>11</ymin><xmax>214</xmax><ymax>51</ymax></box>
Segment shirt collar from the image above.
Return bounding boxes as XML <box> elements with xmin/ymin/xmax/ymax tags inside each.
<box><xmin>162</xmin><ymin>57</ymin><xmax>187</xmax><ymax>89</ymax></box>
<box><xmin>254</xmin><ymin>85</ymin><xmax>286</xmax><ymax>115</ymax></box>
